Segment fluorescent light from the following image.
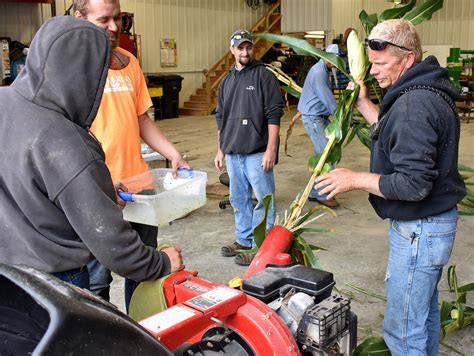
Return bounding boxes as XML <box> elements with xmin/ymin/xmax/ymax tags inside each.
<box><xmin>305</xmin><ymin>30</ymin><xmax>325</xmax><ymax>35</ymax></box>
<box><xmin>304</xmin><ymin>34</ymin><xmax>325</xmax><ymax>39</ymax></box>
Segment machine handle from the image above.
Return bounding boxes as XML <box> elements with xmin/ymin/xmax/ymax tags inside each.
<box><xmin>177</xmin><ymin>167</ymin><xmax>194</xmax><ymax>178</ymax></box>
<box><xmin>118</xmin><ymin>191</ymin><xmax>134</xmax><ymax>202</ymax></box>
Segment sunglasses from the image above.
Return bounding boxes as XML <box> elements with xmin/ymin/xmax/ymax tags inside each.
<box><xmin>231</xmin><ymin>32</ymin><xmax>252</xmax><ymax>41</ymax></box>
<box><xmin>365</xmin><ymin>38</ymin><xmax>411</xmax><ymax>52</ymax></box>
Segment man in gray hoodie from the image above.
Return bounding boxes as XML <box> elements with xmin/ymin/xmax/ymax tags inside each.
<box><xmin>0</xmin><ymin>16</ymin><xmax>183</xmax><ymax>289</ymax></box>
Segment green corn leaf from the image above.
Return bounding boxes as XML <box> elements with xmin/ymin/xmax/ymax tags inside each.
<box><xmin>299</xmin><ymin>237</ymin><xmax>321</xmax><ymax>269</ymax></box>
<box><xmin>379</xmin><ymin>0</ymin><xmax>416</xmax><ymax>21</ymax></box>
<box><xmin>447</xmin><ymin>265</ymin><xmax>455</xmax><ymax>291</ymax></box>
<box><xmin>458</xmin><ymin>164</ymin><xmax>474</xmax><ymax>172</ymax></box>
<box><xmin>341</xmin><ymin>100</ymin><xmax>355</xmax><ymax>140</ymax></box>
<box><xmin>346</xmin><ymin>119</ymin><xmax>371</xmax><ymax>149</ymax></box>
<box><xmin>308</xmin><ymin>153</ymin><xmax>323</xmax><ymax>171</ymax></box>
<box><xmin>289</xmin><ymin>243</ymin><xmax>306</xmax><ymax>264</ymax></box>
<box><xmin>308</xmin><ymin>243</ymin><xmax>327</xmax><ymax>251</ymax></box>
<box><xmin>403</xmin><ymin>0</ymin><xmax>444</xmax><ymax>25</ymax></box>
<box><xmin>291</xmin><ymin>240</ymin><xmax>304</xmax><ymax>251</ymax></box>
<box><xmin>440</xmin><ymin>300</ymin><xmax>454</xmax><ymax>323</ymax></box>
<box><xmin>281</xmin><ymin>85</ymin><xmax>301</xmax><ymax>99</ymax></box>
<box><xmin>344</xmin><ymin>125</ymin><xmax>359</xmax><ymax>147</ymax></box>
<box><xmin>288</xmin><ymin>191</ymin><xmax>302</xmax><ymax>214</ymax></box>
<box><xmin>252</xmin><ymin>194</ymin><xmax>272</xmax><ymax>248</ymax></box>
<box><xmin>326</xmin><ymin>142</ymin><xmax>342</xmax><ymax>164</ymax></box>
<box><xmin>353</xmin><ymin>336</ymin><xmax>390</xmax><ymax>355</ymax></box>
<box><xmin>292</xmin><ymin>205</ymin><xmax>334</xmax><ymax>228</ymax></box>
<box><xmin>442</xmin><ymin>320</ymin><xmax>460</xmax><ymax>339</ymax></box>
<box><xmin>458</xmin><ymin>283</ymin><xmax>474</xmax><ymax>293</ymax></box>
<box><xmin>237</xmin><ymin>247</ymin><xmax>259</xmax><ymax>254</ymax></box>
<box><xmin>292</xmin><ymin>208</ymin><xmax>317</xmax><ymax>227</ymax></box>
<box><xmin>457</xmin><ymin>303</ymin><xmax>465</xmax><ymax>329</ymax></box>
<box><xmin>254</xmin><ymin>33</ymin><xmax>349</xmax><ymax>78</ymax></box>
<box><xmin>459</xmin><ymin>207</ymin><xmax>474</xmax><ymax>216</ymax></box>
<box><xmin>325</xmin><ymin>121</ymin><xmax>342</xmax><ymax>142</ymax></box>
<box><xmin>297</xmin><ymin>227</ymin><xmax>332</xmax><ymax>235</ymax></box>
<box><xmin>359</xmin><ymin>10</ymin><xmax>379</xmax><ymax>35</ymax></box>
<box><xmin>356</xmin><ymin>126</ymin><xmax>372</xmax><ymax>149</ymax></box>
<box><xmin>308</xmin><ymin>154</ymin><xmax>336</xmax><ymax>172</ymax></box>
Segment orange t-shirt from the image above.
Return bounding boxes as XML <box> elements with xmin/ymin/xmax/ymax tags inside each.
<box><xmin>91</xmin><ymin>47</ymin><xmax>151</xmax><ymax>182</ymax></box>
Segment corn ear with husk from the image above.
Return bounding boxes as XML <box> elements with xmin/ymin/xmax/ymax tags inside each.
<box><xmin>347</xmin><ymin>29</ymin><xmax>368</xmax><ymax>82</ymax></box>
<box><xmin>283</xmin><ymin>30</ymin><xmax>368</xmax><ymax>228</ymax></box>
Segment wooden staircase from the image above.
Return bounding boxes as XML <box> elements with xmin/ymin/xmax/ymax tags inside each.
<box><xmin>179</xmin><ymin>1</ymin><xmax>282</xmax><ymax>116</ymax></box>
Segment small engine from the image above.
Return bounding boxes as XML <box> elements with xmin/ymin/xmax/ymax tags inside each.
<box><xmin>0</xmin><ymin>263</ymin><xmax>357</xmax><ymax>355</ymax></box>
<box><xmin>242</xmin><ymin>264</ymin><xmax>357</xmax><ymax>355</ymax></box>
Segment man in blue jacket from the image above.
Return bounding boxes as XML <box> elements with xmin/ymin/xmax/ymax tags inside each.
<box><xmin>214</xmin><ymin>29</ymin><xmax>284</xmax><ymax>266</ymax></box>
<box><xmin>297</xmin><ymin>44</ymin><xmax>341</xmax><ymax>208</ymax></box>
<box><xmin>316</xmin><ymin>20</ymin><xmax>465</xmax><ymax>355</ymax></box>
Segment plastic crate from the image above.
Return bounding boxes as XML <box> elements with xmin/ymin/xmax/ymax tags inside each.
<box><xmin>121</xmin><ymin>168</ymin><xmax>207</xmax><ymax>226</ymax></box>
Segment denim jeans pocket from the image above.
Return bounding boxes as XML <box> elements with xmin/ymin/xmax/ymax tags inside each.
<box><xmin>389</xmin><ymin>219</ymin><xmax>419</xmax><ymax>267</ymax></box>
<box><xmin>391</xmin><ymin>219</ymin><xmax>416</xmax><ymax>241</ymax></box>
<box><xmin>426</xmin><ymin>217</ymin><xmax>457</xmax><ymax>267</ymax></box>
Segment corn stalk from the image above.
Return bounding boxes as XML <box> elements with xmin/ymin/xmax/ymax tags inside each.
<box><xmin>264</xmin><ymin>64</ymin><xmax>302</xmax><ymax>94</ymax></box>
<box><xmin>458</xmin><ymin>164</ymin><xmax>474</xmax><ymax>215</ymax></box>
<box><xmin>256</xmin><ymin>30</ymin><xmax>368</xmax><ymax>231</ymax></box>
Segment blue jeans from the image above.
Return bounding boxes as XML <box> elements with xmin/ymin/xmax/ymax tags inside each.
<box><xmin>226</xmin><ymin>152</ymin><xmax>276</xmax><ymax>248</ymax></box>
<box><xmin>384</xmin><ymin>207</ymin><xmax>458</xmax><ymax>355</ymax></box>
<box><xmin>301</xmin><ymin>114</ymin><xmax>331</xmax><ymax>200</ymax></box>
<box><xmin>87</xmin><ymin>259</ymin><xmax>112</xmax><ymax>300</ymax></box>
<box><xmin>52</xmin><ymin>267</ymin><xmax>90</xmax><ymax>290</ymax></box>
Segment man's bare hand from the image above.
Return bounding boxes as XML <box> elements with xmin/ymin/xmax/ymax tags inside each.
<box><xmin>214</xmin><ymin>150</ymin><xmax>225</xmax><ymax>172</ymax></box>
<box><xmin>113</xmin><ymin>181</ymin><xmax>127</xmax><ymax>209</ymax></box>
<box><xmin>348</xmin><ymin>80</ymin><xmax>369</xmax><ymax>112</ymax></box>
<box><xmin>262</xmin><ymin>148</ymin><xmax>277</xmax><ymax>171</ymax></box>
<box><xmin>315</xmin><ymin>168</ymin><xmax>357</xmax><ymax>200</ymax></box>
<box><xmin>162</xmin><ymin>246</ymin><xmax>185</xmax><ymax>272</ymax></box>
<box><xmin>170</xmin><ymin>155</ymin><xmax>191</xmax><ymax>178</ymax></box>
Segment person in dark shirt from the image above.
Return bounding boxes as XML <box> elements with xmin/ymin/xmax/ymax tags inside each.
<box><xmin>316</xmin><ymin>20</ymin><xmax>465</xmax><ymax>355</ymax></box>
<box><xmin>214</xmin><ymin>29</ymin><xmax>284</xmax><ymax>266</ymax></box>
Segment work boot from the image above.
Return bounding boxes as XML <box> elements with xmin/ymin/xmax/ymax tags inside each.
<box><xmin>221</xmin><ymin>242</ymin><xmax>251</xmax><ymax>257</ymax></box>
<box><xmin>235</xmin><ymin>252</ymin><xmax>256</xmax><ymax>266</ymax></box>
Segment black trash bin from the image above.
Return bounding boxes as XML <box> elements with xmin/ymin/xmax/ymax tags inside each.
<box><xmin>147</xmin><ymin>74</ymin><xmax>183</xmax><ymax>119</ymax></box>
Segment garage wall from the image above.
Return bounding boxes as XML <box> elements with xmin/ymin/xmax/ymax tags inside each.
<box><xmin>0</xmin><ymin>0</ymin><xmax>270</xmax><ymax>106</ymax></box>
<box><xmin>2</xmin><ymin>1</ymin><xmax>473</xmax><ymax>105</ymax></box>
<box><xmin>0</xmin><ymin>2</ymin><xmax>43</xmax><ymax>43</ymax></box>
<box><xmin>331</xmin><ymin>0</ymin><xmax>474</xmax><ymax>50</ymax></box>
<box><xmin>281</xmin><ymin>0</ymin><xmax>331</xmax><ymax>35</ymax></box>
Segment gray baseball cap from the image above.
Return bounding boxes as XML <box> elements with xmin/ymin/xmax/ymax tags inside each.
<box><xmin>230</xmin><ymin>30</ymin><xmax>253</xmax><ymax>47</ymax></box>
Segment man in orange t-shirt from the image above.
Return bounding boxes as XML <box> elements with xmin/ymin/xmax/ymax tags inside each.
<box><xmin>74</xmin><ymin>0</ymin><xmax>190</xmax><ymax>310</ymax></box>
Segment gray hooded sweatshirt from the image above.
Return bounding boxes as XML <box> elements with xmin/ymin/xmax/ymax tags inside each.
<box><xmin>0</xmin><ymin>16</ymin><xmax>170</xmax><ymax>280</ymax></box>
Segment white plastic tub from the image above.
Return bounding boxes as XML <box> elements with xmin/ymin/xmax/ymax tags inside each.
<box><xmin>120</xmin><ymin>168</ymin><xmax>207</xmax><ymax>226</ymax></box>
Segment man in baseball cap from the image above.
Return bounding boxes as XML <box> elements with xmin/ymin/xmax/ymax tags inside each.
<box><xmin>215</xmin><ymin>28</ymin><xmax>284</xmax><ymax>266</ymax></box>
<box><xmin>230</xmin><ymin>29</ymin><xmax>253</xmax><ymax>47</ymax></box>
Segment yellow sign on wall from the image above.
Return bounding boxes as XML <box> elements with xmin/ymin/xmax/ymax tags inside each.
<box><xmin>160</xmin><ymin>38</ymin><xmax>177</xmax><ymax>67</ymax></box>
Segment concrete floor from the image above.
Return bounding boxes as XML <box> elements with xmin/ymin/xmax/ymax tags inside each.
<box><xmin>111</xmin><ymin>110</ymin><xmax>474</xmax><ymax>353</ymax></box>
